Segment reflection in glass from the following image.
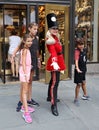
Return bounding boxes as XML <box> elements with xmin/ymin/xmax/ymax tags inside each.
<box><xmin>30</xmin><ymin>6</ymin><xmax>36</xmax><ymax>23</ymax></box>
<box><xmin>0</xmin><ymin>8</ymin><xmax>3</xmax><ymax>75</ymax></box>
<box><xmin>0</xmin><ymin>5</ymin><xmax>27</xmax><ymax>82</ymax></box>
<box><xmin>75</xmin><ymin>0</ymin><xmax>94</xmax><ymax>62</ymax></box>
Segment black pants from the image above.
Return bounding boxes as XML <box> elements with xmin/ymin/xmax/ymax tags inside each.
<box><xmin>47</xmin><ymin>71</ymin><xmax>60</xmax><ymax>105</ymax></box>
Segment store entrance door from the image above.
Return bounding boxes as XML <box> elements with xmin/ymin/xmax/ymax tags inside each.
<box><xmin>0</xmin><ymin>5</ymin><xmax>27</xmax><ymax>83</ymax></box>
<box><xmin>45</xmin><ymin>4</ymin><xmax>70</xmax><ymax>83</ymax></box>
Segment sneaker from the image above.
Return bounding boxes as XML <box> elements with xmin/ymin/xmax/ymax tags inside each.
<box><xmin>74</xmin><ymin>99</ymin><xmax>80</xmax><ymax>106</ymax></box>
<box><xmin>47</xmin><ymin>97</ymin><xmax>60</xmax><ymax>102</ymax></box>
<box><xmin>27</xmin><ymin>99</ymin><xmax>40</xmax><ymax>106</ymax></box>
<box><xmin>23</xmin><ymin>112</ymin><xmax>32</xmax><ymax>123</ymax></box>
<box><xmin>16</xmin><ymin>101</ymin><xmax>22</xmax><ymax>112</ymax></box>
<box><xmin>21</xmin><ymin>106</ymin><xmax>35</xmax><ymax>113</ymax></box>
<box><xmin>81</xmin><ymin>95</ymin><xmax>90</xmax><ymax>100</ymax></box>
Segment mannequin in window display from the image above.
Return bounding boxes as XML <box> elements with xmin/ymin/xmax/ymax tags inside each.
<box><xmin>75</xmin><ymin>26</ymin><xmax>88</xmax><ymax>46</ymax></box>
<box><xmin>45</xmin><ymin>13</ymin><xmax>66</xmax><ymax>116</ymax></box>
<box><xmin>8</xmin><ymin>30</ymin><xmax>21</xmax><ymax>78</ymax></box>
<box><xmin>75</xmin><ymin>27</ymin><xmax>85</xmax><ymax>39</ymax></box>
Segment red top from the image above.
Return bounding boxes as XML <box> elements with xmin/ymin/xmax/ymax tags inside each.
<box><xmin>46</xmin><ymin>34</ymin><xmax>66</xmax><ymax>71</ymax></box>
<box><xmin>74</xmin><ymin>49</ymin><xmax>80</xmax><ymax>60</ymax></box>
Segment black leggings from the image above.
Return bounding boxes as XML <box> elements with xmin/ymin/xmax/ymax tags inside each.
<box><xmin>47</xmin><ymin>71</ymin><xmax>60</xmax><ymax>105</ymax></box>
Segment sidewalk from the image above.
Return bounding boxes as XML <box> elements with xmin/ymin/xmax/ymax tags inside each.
<box><xmin>0</xmin><ymin>74</ymin><xmax>99</xmax><ymax>130</ymax></box>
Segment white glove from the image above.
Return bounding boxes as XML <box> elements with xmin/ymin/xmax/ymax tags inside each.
<box><xmin>60</xmin><ymin>71</ymin><xmax>64</xmax><ymax>74</ymax></box>
<box><xmin>51</xmin><ymin>62</ymin><xmax>60</xmax><ymax>70</ymax></box>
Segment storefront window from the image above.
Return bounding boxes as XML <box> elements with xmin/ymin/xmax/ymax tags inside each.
<box><xmin>30</xmin><ymin>6</ymin><xmax>36</xmax><ymax>23</ymax></box>
<box><xmin>98</xmin><ymin>1</ymin><xmax>99</xmax><ymax>61</ymax></box>
<box><xmin>0</xmin><ymin>7</ymin><xmax>3</xmax><ymax>78</ymax></box>
<box><xmin>75</xmin><ymin>0</ymin><xmax>94</xmax><ymax>62</ymax></box>
<box><xmin>0</xmin><ymin>5</ymin><xmax>27</xmax><ymax>83</ymax></box>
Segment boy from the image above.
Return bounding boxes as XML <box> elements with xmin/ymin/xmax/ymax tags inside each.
<box><xmin>74</xmin><ymin>41</ymin><xmax>90</xmax><ymax>106</ymax></box>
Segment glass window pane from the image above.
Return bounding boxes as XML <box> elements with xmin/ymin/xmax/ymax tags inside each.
<box><xmin>0</xmin><ymin>8</ymin><xmax>3</xmax><ymax>76</ymax></box>
<box><xmin>0</xmin><ymin>5</ymin><xmax>27</xmax><ymax>82</ymax></box>
<box><xmin>75</xmin><ymin>0</ymin><xmax>94</xmax><ymax>62</ymax></box>
<box><xmin>30</xmin><ymin>6</ymin><xmax>36</xmax><ymax>23</ymax></box>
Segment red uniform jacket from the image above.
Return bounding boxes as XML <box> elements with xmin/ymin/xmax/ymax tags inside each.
<box><xmin>45</xmin><ymin>31</ymin><xmax>66</xmax><ymax>71</ymax></box>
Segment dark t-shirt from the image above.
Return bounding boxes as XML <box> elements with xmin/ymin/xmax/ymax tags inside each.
<box><xmin>74</xmin><ymin>48</ymin><xmax>87</xmax><ymax>84</ymax></box>
<box><xmin>74</xmin><ymin>48</ymin><xmax>87</xmax><ymax>72</ymax></box>
<box><xmin>29</xmin><ymin>37</ymin><xmax>39</xmax><ymax>70</ymax></box>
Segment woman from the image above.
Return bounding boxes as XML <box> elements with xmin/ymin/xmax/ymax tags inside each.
<box><xmin>46</xmin><ymin>13</ymin><xmax>66</xmax><ymax>116</ymax></box>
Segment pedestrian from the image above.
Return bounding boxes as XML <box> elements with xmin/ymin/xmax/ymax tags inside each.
<box><xmin>8</xmin><ymin>30</ymin><xmax>21</xmax><ymax>78</ymax></box>
<box><xmin>12</xmin><ymin>22</ymin><xmax>41</xmax><ymax>112</ymax></box>
<box><xmin>45</xmin><ymin>13</ymin><xmax>66</xmax><ymax>116</ymax></box>
<box><xmin>74</xmin><ymin>40</ymin><xmax>90</xmax><ymax>106</ymax></box>
<box><xmin>19</xmin><ymin>34</ymin><xmax>35</xmax><ymax>123</ymax></box>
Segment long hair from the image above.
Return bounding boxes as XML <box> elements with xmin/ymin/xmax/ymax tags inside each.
<box><xmin>19</xmin><ymin>34</ymin><xmax>31</xmax><ymax>50</ymax></box>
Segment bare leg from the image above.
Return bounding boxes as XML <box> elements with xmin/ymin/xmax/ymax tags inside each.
<box><xmin>81</xmin><ymin>81</ymin><xmax>87</xmax><ymax>96</ymax></box>
<box><xmin>28</xmin><ymin>70</ymin><xmax>34</xmax><ymax>101</ymax></box>
<box><xmin>27</xmin><ymin>70</ymin><xmax>39</xmax><ymax>106</ymax></box>
<box><xmin>75</xmin><ymin>83</ymin><xmax>81</xmax><ymax>99</ymax></box>
<box><xmin>22</xmin><ymin>82</ymin><xmax>28</xmax><ymax>112</ymax></box>
<box><xmin>15</xmin><ymin>60</ymin><xmax>19</xmax><ymax>77</ymax></box>
<box><xmin>20</xmin><ymin>84</ymin><xmax>23</xmax><ymax>102</ymax></box>
<box><xmin>11</xmin><ymin>61</ymin><xmax>15</xmax><ymax>76</ymax></box>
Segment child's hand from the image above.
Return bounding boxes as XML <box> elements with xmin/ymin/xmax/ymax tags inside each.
<box><xmin>25</xmin><ymin>76</ymin><xmax>27</xmax><ymax>82</ymax></box>
<box><xmin>76</xmin><ymin>68</ymin><xmax>82</xmax><ymax>73</ymax></box>
<box><xmin>24</xmin><ymin>74</ymin><xmax>28</xmax><ymax>82</ymax></box>
<box><xmin>29</xmin><ymin>74</ymin><xmax>32</xmax><ymax>83</ymax></box>
<box><xmin>38</xmin><ymin>58</ymin><xmax>41</xmax><ymax>69</ymax></box>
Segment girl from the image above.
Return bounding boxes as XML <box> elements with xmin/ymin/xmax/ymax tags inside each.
<box><xmin>19</xmin><ymin>34</ymin><xmax>35</xmax><ymax>123</ymax></box>
<box><xmin>15</xmin><ymin>23</ymin><xmax>40</xmax><ymax>112</ymax></box>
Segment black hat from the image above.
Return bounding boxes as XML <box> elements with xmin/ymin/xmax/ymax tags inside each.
<box><xmin>46</xmin><ymin>13</ymin><xmax>58</xmax><ymax>29</ymax></box>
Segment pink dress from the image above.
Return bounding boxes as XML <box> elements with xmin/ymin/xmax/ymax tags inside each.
<box><xmin>19</xmin><ymin>49</ymin><xmax>31</xmax><ymax>82</ymax></box>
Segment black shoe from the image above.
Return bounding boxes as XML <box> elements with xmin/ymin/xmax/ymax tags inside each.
<box><xmin>27</xmin><ymin>99</ymin><xmax>40</xmax><ymax>107</ymax></box>
<box><xmin>51</xmin><ymin>105</ymin><xmax>59</xmax><ymax>116</ymax></box>
<box><xmin>16</xmin><ymin>101</ymin><xmax>22</xmax><ymax>112</ymax></box>
<box><xmin>47</xmin><ymin>97</ymin><xmax>60</xmax><ymax>102</ymax></box>
<box><xmin>12</xmin><ymin>76</ymin><xmax>16</xmax><ymax>78</ymax></box>
<box><xmin>15</xmin><ymin>76</ymin><xmax>19</xmax><ymax>80</ymax></box>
